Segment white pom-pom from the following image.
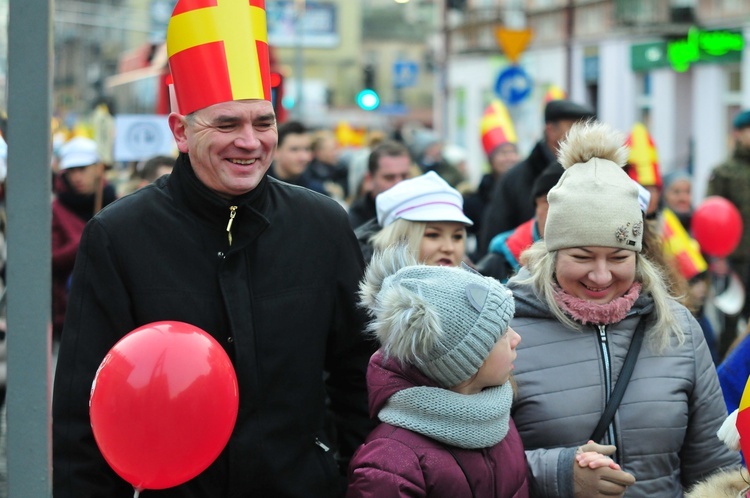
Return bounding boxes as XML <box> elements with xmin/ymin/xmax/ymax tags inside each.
<box><xmin>557</xmin><ymin>121</ymin><xmax>629</xmax><ymax>170</ymax></box>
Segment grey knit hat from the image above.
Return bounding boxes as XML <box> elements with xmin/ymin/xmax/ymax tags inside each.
<box><xmin>545</xmin><ymin>120</ymin><xmax>643</xmax><ymax>252</ymax></box>
<box><xmin>360</xmin><ymin>246</ymin><xmax>515</xmax><ymax>388</ymax></box>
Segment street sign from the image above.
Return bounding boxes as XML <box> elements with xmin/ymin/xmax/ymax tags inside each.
<box><xmin>494</xmin><ymin>66</ymin><xmax>532</xmax><ymax>105</ymax></box>
<box><xmin>495</xmin><ymin>28</ymin><xmax>533</xmax><ymax>64</ymax></box>
<box><xmin>393</xmin><ymin>60</ymin><xmax>419</xmax><ymax>88</ymax></box>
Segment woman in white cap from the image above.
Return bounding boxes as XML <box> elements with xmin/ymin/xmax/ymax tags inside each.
<box><xmin>506</xmin><ymin>121</ymin><xmax>740</xmax><ymax>497</ymax></box>
<box><xmin>370</xmin><ymin>171</ymin><xmax>472</xmax><ymax>267</ymax></box>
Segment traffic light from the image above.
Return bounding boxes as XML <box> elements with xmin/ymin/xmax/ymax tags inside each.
<box><xmin>356</xmin><ymin>89</ymin><xmax>380</xmax><ymax>111</ymax></box>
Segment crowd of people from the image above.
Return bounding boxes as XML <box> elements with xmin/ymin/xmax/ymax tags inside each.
<box><xmin>31</xmin><ymin>2</ymin><xmax>750</xmax><ymax>497</ymax></box>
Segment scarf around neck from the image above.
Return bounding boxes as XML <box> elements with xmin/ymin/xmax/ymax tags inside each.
<box><xmin>378</xmin><ymin>382</ymin><xmax>513</xmax><ymax>449</ymax></box>
<box><xmin>553</xmin><ymin>282</ymin><xmax>642</xmax><ymax>325</ymax></box>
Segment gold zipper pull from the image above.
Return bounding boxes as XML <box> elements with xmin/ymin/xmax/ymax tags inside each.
<box><xmin>226</xmin><ymin>206</ymin><xmax>237</xmax><ymax>246</ymax></box>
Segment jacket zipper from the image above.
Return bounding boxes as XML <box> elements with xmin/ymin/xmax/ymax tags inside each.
<box><xmin>314</xmin><ymin>438</ymin><xmax>330</xmax><ymax>452</ymax></box>
<box><xmin>226</xmin><ymin>206</ymin><xmax>237</xmax><ymax>246</ymax></box>
<box><xmin>596</xmin><ymin>324</ymin><xmax>618</xmax><ymax>454</ymax></box>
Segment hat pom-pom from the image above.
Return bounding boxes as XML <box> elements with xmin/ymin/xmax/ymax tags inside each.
<box><xmin>359</xmin><ymin>245</ymin><xmax>417</xmax><ymax>312</ymax></box>
<box><xmin>717</xmin><ymin>409</ymin><xmax>741</xmax><ymax>451</ymax></box>
<box><xmin>557</xmin><ymin>121</ymin><xmax>629</xmax><ymax>170</ymax></box>
<box><xmin>372</xmin><ymin>286</ymin><xmax>442</xmax><ymax>366</ymax></box>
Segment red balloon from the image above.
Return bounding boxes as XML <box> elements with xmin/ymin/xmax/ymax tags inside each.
<box><xmin>692</xmin><ymin>196</ymin><xmax>743</xmax><ymax>257</ymax></box>
<box><xmin>90</xmin><ymin>321</ymin><xmax>239</xmax><ymax>492</ymax></box>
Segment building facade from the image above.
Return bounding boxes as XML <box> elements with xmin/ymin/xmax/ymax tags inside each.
<box><xmin>444</xmin><ymin>0</ymin><xmax>750</xmax><ymax>198</ymax></box>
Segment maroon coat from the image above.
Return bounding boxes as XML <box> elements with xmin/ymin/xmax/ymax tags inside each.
<box><xmin>346</xmin><ymin>352</ymin><xmax>530</xmax><ymax>498</ymax></box>
<box><xmin>52</xmin><ymin>199</ymin><xmax>87</xmax><ymax>332</ymax></box>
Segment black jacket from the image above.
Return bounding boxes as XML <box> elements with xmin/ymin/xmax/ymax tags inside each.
<box><xmin>53</xmin><ymin>154</ymin><xmax>376</xmax><ymax>497</ymax></box>
<box><xmin>477</xmin><ymin>140</ymin><xmax>557</xmax><ymax>258</ymax></box>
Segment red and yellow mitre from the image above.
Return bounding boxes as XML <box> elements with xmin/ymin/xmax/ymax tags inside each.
<box><xmin>480</xmin><ymin>100</ymin><xmax>517</xmax><ymax>157</ymax></box>
<box><xmin>625</xmin><ymin>122</ymin><xmax>662</xmax><ymax>189</ymax></box>
<box><xmin>166</xmin><ymin>0</ymin><xmax>271</xmax><ymax>115</ymax></box>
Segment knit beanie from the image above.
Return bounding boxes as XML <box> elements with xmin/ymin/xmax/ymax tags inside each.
<box><xmin>360</xmin><ymin>246</ymin><xmax>515</xmax><ymax>388</ymax></box>
<box><xmin>545</xmin><ymin>121</ymin><xmax>643</xmax><ymax>252</ymax></box>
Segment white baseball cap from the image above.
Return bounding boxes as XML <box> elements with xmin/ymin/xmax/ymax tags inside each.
<box><xmin>376</xmin><ymin>171</ymin><xmax>473</xmax><ymax>228</ymax></box>
<box><xmin>59</xmin><ymin>137</ymin><xmax>100</xmax><ymax>170</ymax></box>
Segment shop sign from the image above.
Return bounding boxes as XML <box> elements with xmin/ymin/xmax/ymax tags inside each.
<box><xmin>631</xmin><ymin>28</ymin><xmax>743</xmax><ymax>73</ymax></box>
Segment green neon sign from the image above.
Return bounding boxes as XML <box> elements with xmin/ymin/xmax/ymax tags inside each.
<box><xmin>667</xmin><ymin>27</ymin><xmax>744</xmax><ymax>72</ymax></box>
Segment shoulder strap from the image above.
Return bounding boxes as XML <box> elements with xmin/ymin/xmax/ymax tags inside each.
<box><xmin>590</xmin><ymin>318</ymin><xmax>647</xmax><ymax>442</ymax></box>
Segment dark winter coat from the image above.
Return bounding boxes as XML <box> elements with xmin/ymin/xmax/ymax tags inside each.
<box><xmin>477</xmin><ymin>140</ymin><xmax>557</xmax><ymax>258</ymax></box>
<box><xmin>346</xmin><ymin>352</ymin><xmax>530</xmax><ymax>498</ymax></box>
<box><xmin>53</xmin><ymin>154</ymin><xmax>376</xmax><ymax>498</ymax></box>
<box><xmin>348</xmin><ymin>194</ymin><xmax>377</xmax><ymax>230</ymax></box>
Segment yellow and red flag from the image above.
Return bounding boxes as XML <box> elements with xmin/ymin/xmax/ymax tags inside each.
<box><xmin>543</xmin><ymin>85</ymin><xmax>566</xmax><ymax>103</ymax></box>
<box><xmin>737</xmin><ymin>376</ymin><xmax>750</xmax><ymax>461</ymax></box>
<box><xmin>661</xmin><ymin>208</ymin><xmax>707</xmax><ymax>280</ymax></box>
<box><xmin>480</xmin><ymin>100</ymin><xmax>517</xmax><ymax>157</ymax></box>
<box><xmin>167</xmin><ymin>0</ymin><xmax>271</xmax><ymax>115</ymax></box>
<box><xmin>625</xmin><ymin>123</ymin><xmax>662</xmax><ymax>189</ymax></box>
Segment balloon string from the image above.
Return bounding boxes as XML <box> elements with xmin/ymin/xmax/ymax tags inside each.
<box><xmin>133</xmin><ymin>488</ymin><xmax>140</xmax><ymax>498</ymax></box>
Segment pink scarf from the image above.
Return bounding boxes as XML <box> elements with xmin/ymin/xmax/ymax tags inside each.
<box><xmin>553</xmin><ymin>282</ymin><xmax>642</xmax><ymax>325</ymax></box>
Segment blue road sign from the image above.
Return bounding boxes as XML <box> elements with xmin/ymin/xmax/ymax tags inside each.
<box><xmin>494</xmin><ymin>65</ymin><xmax>532</xmax><ymax>105</ymax></box>
<box><xmin>393</xmin><ymin>60</ymin><xmax>419</xmax><ymax>88</ymax></box>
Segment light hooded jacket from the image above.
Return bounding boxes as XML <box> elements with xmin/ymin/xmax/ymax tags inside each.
<box><xmin>506</xmin><ymin>267</ymin><xmax>740</xmax><ymax>497</ymax></box>
<box><xmin>53</xmin><ymin>154</ymin><xmax>376</xmax><ymax>498</ymax></box>
<box><xmin>346</xmin><ymin>351</ymin><xmax>530</xmax><ymax>498</ymax></box>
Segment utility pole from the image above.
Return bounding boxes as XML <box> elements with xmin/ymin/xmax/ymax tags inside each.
<box><xmin>565</xmin><ymin>0</ymin><xmax>574</xmax><ymax>93</ymax></box>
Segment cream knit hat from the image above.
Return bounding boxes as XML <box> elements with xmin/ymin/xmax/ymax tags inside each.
<box><xmin>545</xmin><ymin>121</ymin><xmax>643</xmax><ymax>252</ymax></box>
<box><xmin>360</xmin><ymin>246</ymin><xmax>515</xmax><ymax>388</ymax></box>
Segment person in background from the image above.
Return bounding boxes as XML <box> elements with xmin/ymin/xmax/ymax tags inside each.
<box><xmin>52</xmin><ymin>2</ymin><xmax>375</xmax><ymax>496</ymax></box>
<box><xmin>349</xmin><ymin>139</ymin><xmax>412</xmax><ymax>231</ymax></box>
<box><xmin>366</xmin><ymin>171</ymin><xmax>472</xmax><ymax>267</ymax></box>
<box><xmin>474</xmin><ymin>165</ymin><xmax>562</xmax><ymax>282</ymax></box>
<box><xmin>506</xmin><ymin>120</ymin><xmax>739</xmax><ymax>496</ymax></box>
<box><xmin>308</xmin><ymin>129</ymin><xmax>348</xmax><ymax>202</ymax></box>
<box><xmin>52</xmin><ymin>136</ymin><xmax>116</xmax><ymax>340</ymax></box>
<box><xmin>269</xmin><ymin>120</ymin><xmax>327</xmax><ymax>195</ymax></box>
<box><xmin>707</xmin><ymin>109</ymin><xmax>750</xmax><ymax>357</ymax></box>
<box><xmin>662</xmin><ymin>170</ymin><xmax>694</xmax><ymax>231</ymax></box>
<box><xmin>464</xmin><ymin>99</ymin><xmax>519</xmax><ymax>248</ymax></box>
<box><xmin>477</xmin><ymin>99</ymin><xmax>595</xmax><ymax>259</ymax></box>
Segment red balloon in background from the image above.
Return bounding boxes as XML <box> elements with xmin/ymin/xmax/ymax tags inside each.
<box><xmin>90</xmin><ymin>321</ymin><xmax>239</xmax><ymax>492</ymax></box>
<box><xmin>692</xmin><ymin>196</ymin><xmax>743</xmax><ymax>258</ymax></box>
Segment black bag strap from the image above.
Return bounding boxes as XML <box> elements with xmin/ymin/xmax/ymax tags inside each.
<box><xmin>590</xmin><ymin>318</ymin><xmax>646</xmax><ymax>442</ymax></box>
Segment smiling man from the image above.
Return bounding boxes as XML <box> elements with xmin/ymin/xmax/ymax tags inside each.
<box><xmin>52</xmin><ymin>1</ymin><xmax>375</xmax><ymax>497</ymax></box>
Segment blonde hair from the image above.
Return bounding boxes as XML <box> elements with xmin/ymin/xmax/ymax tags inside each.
<box><xmin>514</xmin><ymin>240</ymin><xmax>685</xmax><ymax>353</ymax></box>
<box><xmin>370</xmin><ymin>219</ymin><xmax>426</xmax><ymax>258</ymax></box>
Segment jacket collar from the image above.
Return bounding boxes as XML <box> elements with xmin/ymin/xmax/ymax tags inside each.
<box><xmin>168</xmin><ymin>153</ymin><xmax>270</xmax><ymax>245</ymax></box>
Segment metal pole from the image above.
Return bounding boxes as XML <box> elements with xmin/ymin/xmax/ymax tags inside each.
<box><xmin>6</xmin><ymin>0</ymin><xmax>53</xmax><ymax>495</ymax></box>
<box><xmin>293</xmin><ymin>0</ymin><xmax>305</xmax><ymax>121</ymax></box>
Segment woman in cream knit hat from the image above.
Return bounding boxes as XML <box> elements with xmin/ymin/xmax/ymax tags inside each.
<box><xmin>506</xmin><ymin>120</ymin><xmax>740</xmax><ymax>497</ymax></box>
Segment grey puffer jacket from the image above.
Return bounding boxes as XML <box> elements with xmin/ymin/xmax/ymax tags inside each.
<box><xmin>507</xmin><ymin>268</ymin><xmax>740</xmax><ymax>497</ymax></box>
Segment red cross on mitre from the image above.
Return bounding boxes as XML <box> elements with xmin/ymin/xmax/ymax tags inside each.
<box><xmin>166</xmin><ymin>0</ymin><xmax>271</xmax><ymax>115</ymax></box>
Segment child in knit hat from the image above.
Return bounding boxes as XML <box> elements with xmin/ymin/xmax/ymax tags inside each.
<box><xmin>346</xmin><ymin>246</ymin><xmax>623</xmax><ymax>498</ymax></box>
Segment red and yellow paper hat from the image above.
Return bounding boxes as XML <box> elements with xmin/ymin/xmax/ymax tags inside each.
<box><xmin>625</xmin><ymin>122</ymin><xmax>662</xmax><ymax>189</ymax></box>
<box><xmin>480</xmin><ymin>100</ymin><xmax>517</xmax><ymax>157</ymax></box>
<box><xmin>166</xmin><ymin>0</ymin><xmax>271</xmax><ymax>116</ymax></box>
<box><xmin>543</xmin><ymin>85</ymin><xmax>567</xmax><ymax>103</ymax></box>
